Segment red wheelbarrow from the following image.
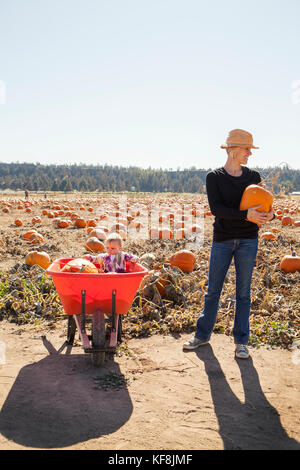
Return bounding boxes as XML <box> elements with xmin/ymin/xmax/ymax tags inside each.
<box><xmin>46</xmin><ymin>258</ymin><xmax>148</xmax><ymax>366</ymax></box>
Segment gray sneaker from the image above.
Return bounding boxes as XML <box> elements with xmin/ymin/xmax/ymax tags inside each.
<box><xmin>183</xmin><ymin>336</ymin><xmax>209</xmax><ymax>350</ymax></box>
<box><xmin>235</xmin><ymin>344</ymin><xmax>250</xmax><ymax>359</ymax></box>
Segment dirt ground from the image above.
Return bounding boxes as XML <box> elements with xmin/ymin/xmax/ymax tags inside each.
<box><xmin>0</xmin><ymin>193</ymin><xmax>299</xmax><ymax>450</ymax></box>
<box><xmin>0</xmin><ymin>320</ymin><xmax>299</xmax><ymax>450</ymax></box>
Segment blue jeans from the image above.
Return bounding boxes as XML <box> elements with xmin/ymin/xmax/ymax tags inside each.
<box><xmin>196</xmin><ymin>238</ymin><xmax>258</xmax><ymax>345</ymax></box>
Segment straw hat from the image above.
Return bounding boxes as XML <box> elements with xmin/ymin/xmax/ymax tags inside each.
<box><xmin>221</xmin><ymin>129</ymin><xmax>259</xmax><ymax>149</ymax></box>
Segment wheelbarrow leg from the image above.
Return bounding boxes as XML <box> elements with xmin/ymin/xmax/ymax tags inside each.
<box><xmin>117</xmin><ymin>314</ymin><xmax>122</xmax><ymax>343</ymax></box>
<box><xmin>91</xmin><ymin>310</ymin><xmax>106</xmax><ymax>367</ymax></box>
<box><xmin>109</xmin><ymin>314</ymin><xmax>119</xmax><ymax>347</ymax></box>
<box><xmin>67</xmin><ymin>315</ymin><xmax>76</xmax><ymax>345</ymax></box>
<box><xmin>109</xmin><ymin>289</ymin><xmax>121</xmax><ymax>347</ymax></box>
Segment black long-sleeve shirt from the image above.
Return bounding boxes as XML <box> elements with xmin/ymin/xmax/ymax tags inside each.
<box><xmin>206</xmin><ymin>166</ymin><xmax>261</xmax><ymax>241</ymax></box>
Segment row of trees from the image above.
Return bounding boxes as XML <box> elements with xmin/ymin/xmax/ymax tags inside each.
<box><xmin>0</xmin><ymin>163</ymin><xmax>299</xmax><ymax>193</ymax></box>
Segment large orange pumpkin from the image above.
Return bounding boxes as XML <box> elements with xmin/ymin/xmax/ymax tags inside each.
<box><xmin>169</xmin><ymin>250</ymin><xmax>196</xmax><ymax>273</ymax></box>
<box><xmin>240</xmin><ymin>185</ymin><xmax>273</xmax><ymax>225</ymax></box>
<box><xmin>61</xmin><ymin>258</ymin><xmax>99</xmax><ymax>274</ymax></box>
<box><xmin>25</xmin><ymin>251</ymin><xmax>51</xmax><ymax>269</ymax></box>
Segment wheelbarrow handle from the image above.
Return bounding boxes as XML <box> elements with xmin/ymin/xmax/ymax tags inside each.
<box><xmin>112</xmin><ymin>289</ymin><xmax>116</xmax><ymax>332</ymax></box>
<box><xmin>81</xmin><ymin>290</ymin><xmax>86</xmax><ymax>333</ymax></box>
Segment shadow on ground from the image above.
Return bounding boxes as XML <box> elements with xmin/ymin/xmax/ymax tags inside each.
<box><xmin>0</xmin><ymin>339</ymin><xmax>133</xmax><ymax>448</ymax></box>
<box><xmin>194</xmin><ymin>345</ymin><xmax>300</xmax><ymax>450</ymax></box>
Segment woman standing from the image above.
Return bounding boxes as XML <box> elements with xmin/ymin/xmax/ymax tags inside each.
<box><xmin>183</xmin><ymin>129</ymin><xmax>274</xmax><ymax>359</ymax></box>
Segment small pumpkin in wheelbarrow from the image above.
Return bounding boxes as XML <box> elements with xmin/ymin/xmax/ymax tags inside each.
<box><xmin>61</xmin><ymin>258</ymin><xmax>99</xmax><ymax>274</ymax></box>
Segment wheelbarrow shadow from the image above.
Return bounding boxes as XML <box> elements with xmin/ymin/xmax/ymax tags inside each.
<box><xmin>194</xmin><ymin>345</ymin><xmax>300</xmax><ymax>450</ymax></box>
<box><xmin>0</xmin><ymin>342</ymin><xmax>133</xmax><ymax>448</ymax></box>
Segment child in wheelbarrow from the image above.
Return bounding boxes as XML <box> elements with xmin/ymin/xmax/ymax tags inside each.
<box><xmin>83</xmin><ymin>232</ymin><xmax>139</xmax><ymax>273</ymax></box>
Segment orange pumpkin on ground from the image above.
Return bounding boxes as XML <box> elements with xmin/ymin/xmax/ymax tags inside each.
<box><xmin>57</xmin><ymin>219</ymin><xmax>70</xmax><ymax>228</ymax></box>
<box><xmin>25</xmin><ymin>251</ymin><xmax>51</xmax><ymax>269</ymax></box>
<box><xmin>88</xmin><ymin>228</ymin><xmax>107</xmax><ymax>240</ymax></box>
<box><xmin>239</xmin><ymin>185</ymin><xmax>273</xmax><ymax>225</ymax></box>
<box><xmin>14</xmin><ymin>219</ymin><xmax>23</xmax><ymax>226</ymax></box>
<box><xmin>281</xmin><ymin>216</ymin><xmax>294</xmax><ymax>226</ymax></box>
<box><xmin>74</xmin><ymin>218</ymin><xmax>87</xmax><ymax>228</ymax></box>
<box><xmin>87</xmin><ymin>219</ymin><xmax>97</xmax><ymax>227</ymax></box>
<box><xmin>149</xmin><ymin>227</ymin><xmax>159</xmax><ymax>239</ymax></box>
<box><xmin>85</xmin><ymin>237</ymin><xmax>105</xmax><ymax>253</ymax></box>
<box><xmin>280</xmin><ymin>255</ymin><xmax>300</xmax><ymax>273</ymax></box>
<box><xmin>260</xmin><ymin>232</ymin><xmax>276</xmax><ymax>240</ymax></box>
<box><xmin>175</xmin><ymin>229</ymin><xmax>186</xmax><ymax>240</ymax></box>
<box><xmin>110</xmin><ymin>223</ymin><xmax>126</xmax><ymax>232</ymax></box>
<box><xmin>159</xmin><ymin>228</ymin><xmax>173</xmax><ymax>240</ymax></box>
<box><xmin>169</xmin><ymin>250</ymin><xmax>196</xmax><ymax>273</ymax></box>
<box><xmin>155</xmin><ymin>274</ymin><xmax>170</xmax><ymax>298</ymax></box>
<box><xmin>187</xmin><ymin>224</ymin><xmax>202</xmax><ymax>234</ymax></box>
<box><xmin>175</xmin><ymin>221</ymin><xmax>185</xmax><ymax>229</ymax></box>
<box><xmin>61</xmin><ymin>258</ymin><xmax>99</xmax><ymax>274</ymax></box>
<box><xmin>140</xmin><ymin>271</ymin><xmax>170</xmax><ymax>298</ymax></box>
<box><xmin>23</xmin><ymin>230</ymin><xmax>38</xmax><ymax>240</ymax></box>
<box><xmin>29</xmin><ymin>233</ymin><xmax>45</xmax><ymax>245</ymax></box>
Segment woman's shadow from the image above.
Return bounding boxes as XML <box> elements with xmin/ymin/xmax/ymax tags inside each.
<box><xmin>194</xmin><ymin>345</ymin><xmax>300</xmax><ymax>450</ymax></box>
<box><xmin>0</xmin><ymin>338</ymin><xmax>133</xmax><ymax>448</ymax></box>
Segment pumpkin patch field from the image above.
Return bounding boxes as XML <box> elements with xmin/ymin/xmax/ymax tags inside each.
<box><xmin>0</xmin><ymin>192</ymin><xmax>299</xmax><ymax>451</ymax></box>
<box><xmin>0</xmin><ymin>191</ymin><xmax>299</xmax><ymax>349</ymax></box>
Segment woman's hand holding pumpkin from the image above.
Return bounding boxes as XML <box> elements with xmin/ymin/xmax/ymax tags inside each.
<box><xmin>264</xmin><ymin>208</ymin><xmax>274</xmax><ymax>222</ymax></box>
<box><xmin>246</xmin><ymin>205</ymin><xmax>270</xmax><ymax>225</ymax></box>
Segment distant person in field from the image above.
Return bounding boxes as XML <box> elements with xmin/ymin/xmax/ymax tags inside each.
<box><xmin>83</xmin><ymin>232</ymin><xmax>139</xmax><ymax>273</ymax></box>
<box><xmin>183</xmin><ymin>129</ymin><xmax>275</xmax><ymax>359</ymax></box>
<box><xmin>25</xmin><ymin>189</ymin><xmax>29</xmax><ymax>199</ymax></box>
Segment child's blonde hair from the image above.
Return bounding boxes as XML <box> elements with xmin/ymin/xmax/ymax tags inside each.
<box><xmin>106</xmin><ymin>232</ymin><xmax>123</xmax><ymax>246</ymax></box>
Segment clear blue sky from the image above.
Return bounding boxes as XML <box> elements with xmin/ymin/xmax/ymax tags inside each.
<box><xmin>0</xmin><ymin>0</ymin><xmax>300</xmax><ymax>170</ymax></box>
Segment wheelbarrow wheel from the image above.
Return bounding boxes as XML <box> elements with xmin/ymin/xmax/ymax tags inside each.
<box><xmin>91</xmin><ymin>311</ymin><xmax>106</xmax><ymax>367</ymax></box>
<box><xmin>91</xmin><ymin>351</ymin><xmax>105</xmax><ymax>367</ymax></box>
